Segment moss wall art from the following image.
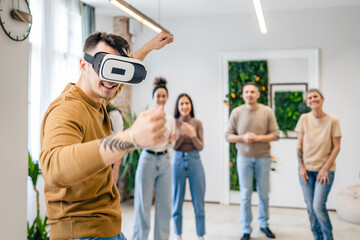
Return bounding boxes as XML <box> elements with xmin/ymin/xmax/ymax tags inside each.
<box><xmin>274</xmin><ymin>91</ymin><xmax>311</xmax><ymax>137</ymax></box>
<box><xmin>225</xmin><ymin>60</ymin><xmax>268</xmax><ymax>191</ymax></box>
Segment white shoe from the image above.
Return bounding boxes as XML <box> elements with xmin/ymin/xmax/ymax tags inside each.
<box><xmin>197</xmin><ymin>236</ymin><xmax>205</xmax><ymax>240</ymax></box>
<box><xmin>174</xmin><ymin>234</ymin><xmax>182</xmax><ymax>240</ymax></box>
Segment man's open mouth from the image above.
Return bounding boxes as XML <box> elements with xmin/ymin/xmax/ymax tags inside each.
<box><xmin>101</xmin><ymin>81</ymin><xmax>118</xmax><ymax>89</ymax></box>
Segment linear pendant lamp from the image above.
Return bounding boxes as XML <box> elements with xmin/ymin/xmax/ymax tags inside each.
<box><xmin>110</xmin><ymin>0</ymin><xmax>169</xmax><ymax>33</ymax></box>
<box><xmin>252</xmin><ymin>0</ymin><xmax>267</xmax><ymax>34</ymax></box>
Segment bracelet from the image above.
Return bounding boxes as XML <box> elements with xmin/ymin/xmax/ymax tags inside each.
<box><xmin>128</xmin><ymin>128</ymin><xmax>139</xmax><ymax>149</ymax></box>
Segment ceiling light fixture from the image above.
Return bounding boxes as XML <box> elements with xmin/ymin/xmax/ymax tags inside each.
<box><xmin>252</xmin><ymin>0</ymin><xmax>267</xmax><ymax>34</ymax></box>
<box><xmin>110</xmin><ymin>0</ymin><xmax>169</xmax><ymax>33</ymax></box>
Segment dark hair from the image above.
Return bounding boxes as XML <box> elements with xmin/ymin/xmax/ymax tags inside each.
<box><xmin>244</xmin><ymin>82</ymin><xmax>258</xmax><ymax>88</ymax></box>
<box><xmin>152</xmin><ymin>76</ymin><xmax>168</xmax><ymax>98</ymax></box>
<box><xmin>174</xmin><ymin>93</ymin><xmax>195</xmax><ymax>118</ymax></box>
<box><xmin>307</xmin><ymin>88</ymin><xmax>324</xmax><ymax>99</ymax></box>
<box><xmin>242</xmin><ymin>82</ymin><xmax>259</xmax><ymax>92</ymax></box>
<box><xmin>83</xmin><ymin>32</ymin><xmax>130</xmax><ymax>54</ymax></box>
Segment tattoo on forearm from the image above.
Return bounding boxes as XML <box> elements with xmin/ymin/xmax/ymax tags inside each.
<box><xmin>98</xmin><ymin>135</ymin><xmax>134</xmax><ymax>152</ymax></box>
<box><xmin>297</xmin><ymin>148</ymin><xmax>304</xmax><ymax>164</ymax></box>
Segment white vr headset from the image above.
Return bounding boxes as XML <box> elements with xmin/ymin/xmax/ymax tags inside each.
<box><xmin>84</xmin><ymin>50</ymin><xmax>147</xmax><ymax>85</ymax></box>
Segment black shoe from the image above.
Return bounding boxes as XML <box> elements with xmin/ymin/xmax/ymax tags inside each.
<box><xmin>241</xmin><ymin>233</ymin><xmax>250</xmax><ymax>240</ymax></box>
<box><xmin>260</xmin><ymin>227</ymin><xmax>276</xmax><ymax>238</ymax></box>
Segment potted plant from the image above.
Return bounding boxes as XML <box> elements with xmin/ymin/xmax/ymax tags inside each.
<box><xmin>27</xmin><ymin>151</ymin><xmax>49</xmax><ymax>240</ymax></box>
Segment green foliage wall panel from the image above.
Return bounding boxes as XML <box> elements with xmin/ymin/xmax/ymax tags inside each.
<box><xmin>226</xmin><ymin>60</ymin><xmax>269</xmax><ymax>191</ymax></box>
<box><xmin>274</xmin><ymin>91</ymin><xmax>311</xmax><ymax>136</ymax></box>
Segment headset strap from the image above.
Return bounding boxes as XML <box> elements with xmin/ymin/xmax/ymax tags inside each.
<box><xmin>84</xmin><ymin>53</ymin><xmax>95</xmax><ymax>67</ymax></box>
<box><xmin>114</xmin><ymin>46</ymin><xmax>129</xmax><ymax>57</ymax></box>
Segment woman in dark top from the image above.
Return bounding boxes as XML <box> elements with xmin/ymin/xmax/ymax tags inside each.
<box><xmin>172</xmin><ymin>93</ymin><xmax>206</xmax><ymax>240</ymax></box>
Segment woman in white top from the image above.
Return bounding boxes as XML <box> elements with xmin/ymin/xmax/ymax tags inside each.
<box><xmin>295</xmin><ymin>89</ymin><xmax>341</xmax><ymax>240</ymax></box>
<box><xmin>132</xmin><ymin>77</ymin><xmax>177</xmax><ymax>240</ymax></box>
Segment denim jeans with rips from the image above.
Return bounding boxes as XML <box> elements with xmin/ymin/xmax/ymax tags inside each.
<box><xmin>299</xmin><ymin>170</ymin><xmax>335</xmax><ymax>240</ymax></box>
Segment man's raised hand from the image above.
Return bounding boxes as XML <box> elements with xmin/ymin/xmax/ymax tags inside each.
<box><xmin>130</xmin><ymin>105</ymin><xmax>167</xmax><ymax>147</ymax></box>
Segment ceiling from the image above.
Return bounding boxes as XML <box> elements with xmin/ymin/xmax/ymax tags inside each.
<box><xmin>82</xmin><ymin>0</ymin><xmax>360</xmax><ymax>19</ymax></box>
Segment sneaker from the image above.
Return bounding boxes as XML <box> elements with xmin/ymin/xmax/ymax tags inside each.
<box><xmin>241</xmin><ymin>233</ymin><xmax>250</xmax><ymax>240</ymax></box>
<box><xmin>197</xmin><ymin>236</ymin><xmax>205</xmax><ymax>240</ymax></box>
<box><xmin>260</xmin><ymin>227</ymin><xmax>276</xmax><ymax>238</ymax></box>
<box><xmin>174</xmin><ymin>234</ymin><xmax>182</xmax><ymax>240</ymax></box>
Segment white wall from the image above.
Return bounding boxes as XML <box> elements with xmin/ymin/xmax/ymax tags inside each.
<box><xmin>0</xmin><ymin>33</ymin><xmax>29</xmax><ymax>238</ymax></box>
<box><xmin>96</xmin><ymin>13</ymin><xmax>115</xmax><ymax>33</ymax></box>
<box><xmin>129</xmin><ymin>6</ymin><xmax>360</xmax><ymax>208</ymax></box>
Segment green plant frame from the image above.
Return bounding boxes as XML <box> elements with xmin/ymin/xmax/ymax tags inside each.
<box><xmin>274</xmin><ymin>91</ymin><xmax>311</xmax><ymax>137</ymax></box>
<box><xmin>226</xmin><ymin>60</ymin><xmax>269</xmax><ymax>191</ymax></box>
<box><xmin>270</xmin><ymin>83</ymin><xmax>311</xmax><ymax>138</ymax></box>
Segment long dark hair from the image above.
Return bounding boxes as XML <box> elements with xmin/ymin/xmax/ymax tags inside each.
<box><xmin>174</xmin><ymin>93</ymin><xmax>195</xmax><ymax>119</ymax></box>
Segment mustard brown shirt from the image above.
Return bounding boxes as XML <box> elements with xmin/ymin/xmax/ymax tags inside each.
<box><xmin>40</xmin><ymin>83</ymin><xmax>122</xmax><ymax>239</ymax></box>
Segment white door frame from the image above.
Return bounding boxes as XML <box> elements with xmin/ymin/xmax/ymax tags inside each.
<box><xmin>219</xmin><ymin>49</ymin><xmax>319</xmax><ymax>205</ymax></box>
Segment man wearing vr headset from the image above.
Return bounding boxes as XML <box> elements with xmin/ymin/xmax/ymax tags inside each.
<box><xmin>40</xmin><ymin>31</ymin><xmax>173</xmax><ymax>240</ymax></box>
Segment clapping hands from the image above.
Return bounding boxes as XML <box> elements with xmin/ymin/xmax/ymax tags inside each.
<box><xmin>179</xmin><ymin>121</ymin><xmax>197</xmax><ymax>138</ymax></box>
<box><xmin>243</xmin><ymin>132</ymin><xmax>258</xmax><ymax>143</ymax></box>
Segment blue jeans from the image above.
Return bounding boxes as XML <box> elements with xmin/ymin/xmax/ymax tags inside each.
<box><xmin>66</xmin><ymin>232</ymin><xmax>127</xmax><ymax>240</ymax></box>
<box><xmin>299</xmin><ymin>170</ymin><xmax>335</xmax><ymax>240</ymax></box>
<box><xmin>172</xmin><ymin>150</ymin><xmax>206</xmax><ymax>236</ymax></box>
<box><xmin>237</xmin><ymin>155</ymin><xmax>271</xmax><ymax>234</ymax></box>
<box><xmin>132</xmin><ymin>150</ymin><xmax>172</xmax><ymax>240</ymax></box>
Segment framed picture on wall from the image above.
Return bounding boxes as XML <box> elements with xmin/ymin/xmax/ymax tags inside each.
<box><xmin>270</xmin><ymin>83</ymin><xmax>310</xmax><ymax>139</ymax></box>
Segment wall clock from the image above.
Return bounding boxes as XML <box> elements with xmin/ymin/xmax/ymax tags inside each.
<box><xmin>0</xmin><ymin>0</ymin><xmax>32</xmax><ymax>41</ymax></box>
